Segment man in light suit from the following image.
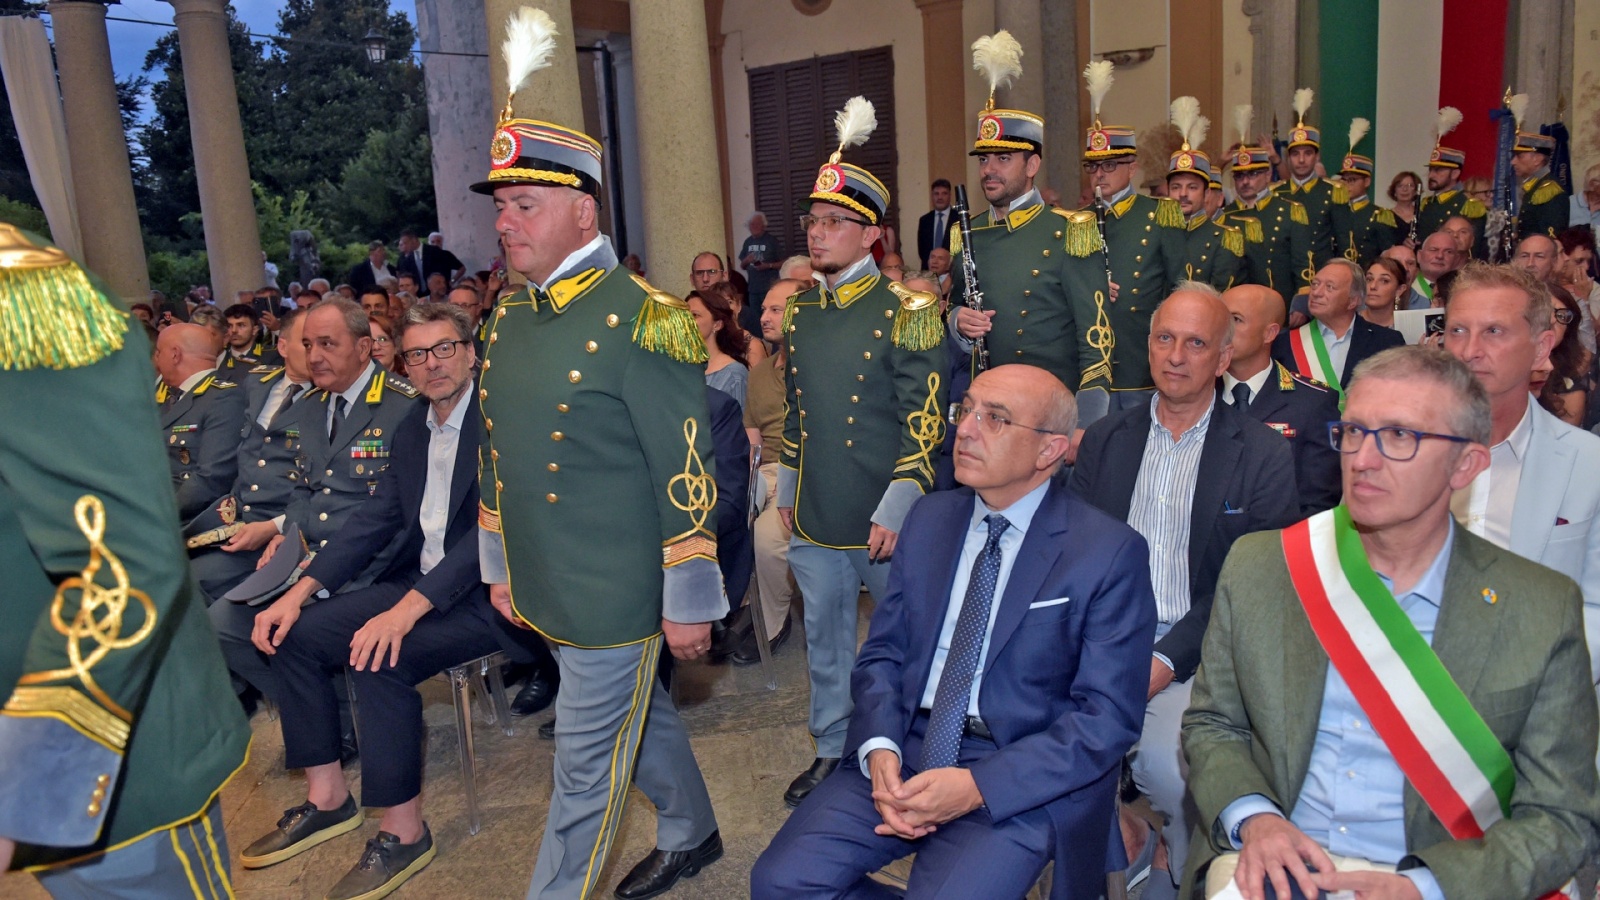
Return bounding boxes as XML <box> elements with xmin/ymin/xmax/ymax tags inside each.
<box><xmin>1181</xmin><ymin>346</ymin><xmax>1600</xmax><ymax>899</ymax></box>
<box><xmin>916</xmin><ymin>178</ymin><xmax>956</xmax><ymax>269</ymax></box>
<box><xmin>1443</xmin><ymin>263</ymin><xmax>1600</xmax><ymax>688</ymax></box>
<box><xmin>751</xmin><ymin>364</ymin><xmax>1155</xmax><ymax>899</ymax></box>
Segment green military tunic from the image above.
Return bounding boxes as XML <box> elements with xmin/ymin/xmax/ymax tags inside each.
<box><xmin>949</xmin><ymin>193</ymin><xmax>1108</xmax><ymax>392</ymax></box>
<box><xmin>1081</xmin><ymin>192</ymin><xmax>1188</xmax><ymax>391</ymax></box>
<box><xmin>1177</xmin><ymin>213</ymin><xmax>1247</xmax><ymax>291</ymax></box>
<box><xmin>1343</xmin><ymin>198</ymin><xmax>1398</xmax><ymax>267</ymax></box>
<box><xmin>479</xmin><ymin>259</ymin><xmax>722</xmax><ymax>648</ymax></box>
<box><xmin>0</xmin><ymin>244</ymin><xmax>248</xmax><ymax>869</ymax></box>
<box><xmin>1274</xmin><ymin>177</ymin><xmax>1352</xmax><ymax>266</ymax></box>
<box><xmin>157</xmin><ymin>370</ymin><xmax>246</xmax><ymax>521</ymax></box>
<box><xmin>1416</xmin><ymin>189</ymin><xmax>1488</xmax><ymax>258</ymax></box>
<box><xmin>1517</xmin><ymin>175</ymin><xmax>1571</xmax><ymax>241</ymax></box>
<box><xmin>1221</xmin><ymin>194</ymin><xmax>1315</xmax><ymax>298</ymax></box>
<box><xmin>781</xmin><ymin>265</ymin><xmax>946</xmax><ymax>549</ymax></box>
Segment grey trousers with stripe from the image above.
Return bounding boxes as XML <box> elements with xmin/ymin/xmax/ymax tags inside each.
<box><xmin>525</xmin><ymin>635</ymin><xmax>718</xmax><ymax>900</ymax></box>
<box><xmin>34</xmin><ymin>798</ymin><xmax>232</xmax><ymax>900</ymax></box>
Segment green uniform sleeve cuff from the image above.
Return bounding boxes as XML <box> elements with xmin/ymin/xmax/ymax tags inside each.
<box><xmin>870</xmin><ymin>479</ymin><xmax>924</xmax><ymax>535</ymax></box>
<box><xmin>776</xmin><ymin>464</ymin><xmax>798</xmax><ymax>510</ymax></box>
<box><xmin>662</xmin><ymin>557</ymin><xmax>728</xmax><ymax>625</ymax></box>
<box><xmin>479</xmin><ymin>527</ymin><xmax>509</xmax><ymax>585</ymax></box>
<box><xmin>0</xmin><ymin>715</ymin><xmax>121</xmax><ymax>847</ymax></box>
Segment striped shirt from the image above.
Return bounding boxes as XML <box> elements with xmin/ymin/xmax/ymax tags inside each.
<box><xmin>1127</xmin><ymin>394</ymin><xmax>1214</xmax><ymax>625</ymax></box>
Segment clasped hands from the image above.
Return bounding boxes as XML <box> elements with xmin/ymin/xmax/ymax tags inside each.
<box><xmin>866</xmin><ymin>749</ymin><xmax>984</xmax><ymax>841</ymax></box>
<box><xmin>1235</xmin><ymin>814</ymin><xmax>1422</xmax><ymax>900</ymax></box>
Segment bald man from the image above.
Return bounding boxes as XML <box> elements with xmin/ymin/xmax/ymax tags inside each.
<box><xmin>1222</xmin><ymin>285</ymin><xmax>1341</xmax><ymax>515</ymax></box>
<box><xmin>154</xmin><ymin>323</ymin><xmax>247</xmax><ymax>520</ymax></box>
<box><xmin>1413</xmin><ymin>231</ymin><xmax>1461</xmax><ymax>308</ymax></box>
<box><xmin>1070</xmin><ymin>283</ymin><xmax>1299</xmax><ymax>894</ymax></box>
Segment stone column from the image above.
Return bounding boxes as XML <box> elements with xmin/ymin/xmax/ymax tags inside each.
<box><xmin>47</xmin><ymin>1</ymin><xmax>148</xmax><ymax>300</ymax></box>
<box><xmin>1040</xmin><ymin>0</ymin><xmax>1082</xmax><ymax>199</ymax></box>
<box><xmin>483</xmin><ymin>0</ymin><xmax>582</xmax><ymax>128</ymax></box>
<box><xmin>415</xmin><ymin>0</ymin><xmax>499</xmax><ymax>272</ymax></box>
<box><xmin>630</xmin><ymin>0</ymin><xmax>726</xmax><ymax>298</ymax></box>
<box><xmin>994</xmin><ymin>0</ymin><xmax>1044</xmax><ymax>118</ymax></box>
<box><xmin>169</xmin><ymin>0</ymin><xmax>264</xmax><ymax>300</ymax></box>
<box><xmin>916</xmin><ymin>0</ymin><xmax>968</xmax><ymax>196</ymax></box>
<box><xmin>1244</xmin><ymin>0</ymin><xmax>1297</xmax><ymax>138</ymax></box>
<box><xmin>1514</xmin><ymin>0</ymin><xmax>1565</xmax><ymax>127</ymax></box>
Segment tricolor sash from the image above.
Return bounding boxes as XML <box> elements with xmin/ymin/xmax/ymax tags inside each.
<box><xmin>1282</xmin><ymin>507</ymin><xmax>1513</xmax><ymax>840</ymax></box>
<box><xmin>1286</xmin><ymin>322</ymin><xmax>1341</xmax><ymax>396</ymax></box>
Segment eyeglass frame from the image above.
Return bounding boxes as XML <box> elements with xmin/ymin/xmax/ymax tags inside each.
<box><xmin>1081</xmin><ymin>159</ymin><xmax>1134</xmax><ymax>174</ymax></box>
<box><xmin>1553</xmin><ymin>307</ymin><xmax>1577</xmax><ymax>326</ymax></box>
<box><xmin>948</xmin><ymin>403</ymin><xmax>1065</xmax><ymax>437</ymax></box>
<box><xmin>799</xmin><ymin>213</ymin><xmax>872</xmax><ymax>233</ymax></box>
<box><xmin>692</xmin><ymin>267</ymin><xmax>724</xmax><ymax>278</ymax></box>
<box><xmin>1326</xmin><ymin>420</ymin><xmax>1471</xmax><ymax>462</ymax></box>
<box><xmin>399</xmin><ymin>339</ymin><xmax>469</xmax><ymax>367</ymax></box>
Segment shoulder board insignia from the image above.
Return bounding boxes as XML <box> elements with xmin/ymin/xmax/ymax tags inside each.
<box><xmin>1460</xmin><ymin>197</ymin><xmax>1487</xmax><ymax>218</ymax></box>
<box><xmin>1234</xmin><ymin>216</ymin><xmax>1264</xmax><ymax>243</ymax></box>
<box><xmin>384</xmin><ymin>372</ymin><xmax>419</xmax><ymax>398</ymax></box>
<box><xmin>1288</xmin><ymin>201</ymin><xmax>1309</xmax><ymax>226</ymax></box>
<box><xmin>1052</xmin><ymin>208</ymin><xmax>1103</xmax><ymax>257</ymax></box>
<box><xmin>1289</xmin><ymin>372</ymin><xmax>1332</xmax><ymax>393</ymax></box>
<box><xmin>1155</xmin><ymin>197</ymin><xmax>1185</xmax><ymax>228</ymax></box>
<box><xmin>886</xmin><ymin>281</ymin><xmax>943</xmax><ymax>351</ymax></box>
<box><xmin>1268</xmin><ymin>180</ymin><xmax>1287</xmax><ymax>194</ymax></box>
<box><xmin>211</xmin><ymin>379</ymin><xmax>238</xmax><ymax>389</ymax></box>
<box><xmin>249</xmin><ymin>364</ymin><xmax>279</xmax><ymax>374</ymax></box>
<box><xmin>365</xmin><ymin>371</ymin><xmax>385</xmax><ymax>404</ymax></box>
<box><xmin>629</xmin><ymin>274</ymin><xmax>708</xmax><ymax>364</ymax></box>
<box><xmin>1373</xmin><ymin>207</ymin><xmax>1396</xmax><ymax>228</ymax></box>
<box><xmin>1331</xmin><ymin>181</ymin><xmax>1349</xmax><ymax>205</ymax></box>
<box><xmin>1220</xmin><ymin>225</ymin><xmax>1245</xmax><ymax>257</ymax></box>
<box><xmin>1005</xmin><ymin>203</ymin><xmax>1044</xmax><ymax>229</ymax></box>
<box><xmin>1529</xmin><ymin>180</ymin><xmax>1564</xmax><ymax>206</ymax></box>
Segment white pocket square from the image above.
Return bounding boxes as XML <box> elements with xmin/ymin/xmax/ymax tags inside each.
<box><xmin>1028</xmin><ymin>596</ymin><xmax>1071</xmax><ymax>610</ymax></box>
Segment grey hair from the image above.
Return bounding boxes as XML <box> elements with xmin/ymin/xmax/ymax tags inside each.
<box><xmin>1164</xmin><ymin>280</ymin><xmax>1235</xmax><ymax>348</ymax></box>
<box><xmin>1350</xmin><ymin>346</ymin><xmax>1491</xmax><ymax>445</ymax></box>
<box><xmin>316</xmin><ymin>297</ymin><xmax>371</xmax><ymax>341</ymax></box>
<box><xmin>307</xmin><ymin>278</ymin><xmax>331</xmax><ymax>292</ymax></box>
<box><xmin>750</xmin><ymin>211</ymin><xmax>768</xmax><ymax>225</ymax></box>
<box><xmin>902</xmin><ymin>268</ymin><xmax>936</xmax><ymax>283</ymax></box>
<box><xmin>1323</xmin><ymin>258</ymin><xmax>1368</xmax><ymax>308</ymax></box>
<box><xmin>402</xmin><ymin>302</ymin><xmax>474</xmax><ymax>344</ymax></box>
<box><xmin>778</xmin><ymin>255</ymin><xmax>813</xmax><ymax>279</ymax></box>
<box><xmin>1039</xmin><ymin>377</ymin><xmax>1079</xmax><ymax>439</ymax></box>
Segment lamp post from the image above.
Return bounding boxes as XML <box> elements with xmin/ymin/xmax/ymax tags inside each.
<box><xmin>362</xmin><ymin>27</ymin><xmax>387</xmax><ymax>64</ymax></box>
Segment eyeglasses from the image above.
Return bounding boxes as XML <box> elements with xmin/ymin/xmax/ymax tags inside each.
<box><xmin>799</xmin><ymin>214</ymin><xmax>870</xmax><ymax>232</ymax></box>
<box><xmin>371</xmin><ymin>335</ymin><xmax>391</xmax><ymax>344</ymax></box>
<box><xmin>1327</xmin><ymin>421</ymin><xmax>1470</xmax><ymax>461</ymax></box>
<box><xmin>692</xmin><ymin>268</ymin><xmax>723</xmax><ymax>278</ymax></box>
<box><xmin>400</xmin><ymin>339</ymin><xmax>468</xmax><ymax>366</ymax></box>
<box><xmin>1081</xmin><ymin>160</ymin><xmax>1132</xmax><ymax>174</ymax></box>
<box><xmin>948</xmin><ymin>404</ymin><xmax>1062</xmax><ymax>436</ymax></box>
<box><xmin>1554</xmin><ymin>308</ymin><xmax>1577</xmax><ymax>325</ymax></box>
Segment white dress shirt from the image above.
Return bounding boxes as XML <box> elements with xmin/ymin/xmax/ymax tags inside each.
<box><xmin>1451</xmin><ymin>402</ymin><xmax>1532</xmax><ymax>549</ymax></box>
<box><xmin>1222</xmin><ymin>364</ymin><xmax>1274</xmax><ymax>407</ymax></box>
<box><xmin>327</xmin><ymin>361</ymin><xmax>377</xmax><ymax>439</ymax></box>
<box><xmin>418</xmin><ymin>392</ymin><xmax>469</xmax><ymax>574</ymax></box>
<box><xmin>256</xmin><ymin>377</ymin><xmax>310</xmax><ymax>429</ymax></box>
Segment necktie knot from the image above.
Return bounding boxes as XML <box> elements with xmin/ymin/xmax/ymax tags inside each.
<box><xmin>1231</xmin><ymin>382</ymin><xmax>1251</xmax><ymax>411</ymax></box>
<box><xmin>983</xmin><ymin>514</ymin><xmax>1010</xmax><ymax>548</ymax></box>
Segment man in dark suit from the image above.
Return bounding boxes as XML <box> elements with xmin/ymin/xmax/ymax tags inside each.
<box><xmin>346</xmin><ymin>240</ymin><xmax>397</xmax><ymax>292</ymax></box>
<box><xmin>915</xmin><ymin>178</ymin><xmax>956</xmax><ymax>269</ymax></box>
<box><xmin>1070</xmin><ymin>285</ymin><xmax>1299</xmax><ymax>897</ymax></box>
<box><xmin>1222</xmin><ymin>284</ymin><xmax>1341</xmax><ymax>515</ymax></box>
<box><xmin>395</xmin><ymin>229</ymin><xmax>464</xmax><ymax>286</ymax></box>
<box><xmin>1271</xmin><ymin>259</ymin><xmax>1405</xmax><ymax>393</ymax></box>
<box><xmin>242</xmin><ymin>304</ymin><xmax>551</xmax><ymax>900</ymax></box>
<box><xmin>752</xmin><ymin>364</ymin><xmax>1156</xmax><ymax>899</ymax></box>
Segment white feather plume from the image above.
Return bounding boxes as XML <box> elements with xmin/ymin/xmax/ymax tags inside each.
<box><xmin>1192</xmin><ymin>116</ymin><xmax>1210</xmax><ymax>151</ymax></box>
<box><xmin>1433</xmin><ymin>106</ymin><xmax>1463</xmax><ymax>141</ymax></box>
<box><xmin>972</xmin><ymin>31</ymin><xmax>1023</xmax><ymax>105</ymax></box>
<box><xmin>1292</xmin><ymin>87</ymin><xmax>1315</xmax><ymax>123</ymax></box>
<box><xmin>830</xmin><ymin>96</ymin><xmax>876</xmax><ymax>162</ymax></box>
<box><xmin>1083</xmin><ymin>60</ymin><xmax>1114</xmax><ymax>118</ymax></box>
<box><xmin>1347</xmin><ymin>117</ymin><xmax>1370</xmax><ymax>152</ymax></box>
<box><xmin>1234</xmin><ymin>104</ymin><xmax>1253</xmax><ymax>143</ymax></box>
<box><xmin>1508</xmin><ymin>93</ymin><xmax>1530</xmax><ymax>129</ymax></box>
<box><xmin>1170</xmin><ymin>96</ymin><xmax>1200</xmax><ymax>149</ymax></box>
<box><xmin>503</xmin><ymin>7</ymin><xmax>558</xmax><ymax>99</ymax></box>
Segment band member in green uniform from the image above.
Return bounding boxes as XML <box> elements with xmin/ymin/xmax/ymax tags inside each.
<box><xmin>1338</xmin><ymin>118</ymin><xmax>1397</xmax><ymax>266</ymax></box>
<box><xmin>1219</xmin><ymin>105</ymin><xmax>1315</xmax><ymax>300</ymax></box>
<box><xmin>1167</xmin><ymin>96</ymin><xmax>1246</xmax><ymax>291</ymax></box>
<box><xmin>1416</xmin><ymin>107</ymin><xmax>1487</xmax><ymax>256</ymax></box>
<box><xmin>1512</xmin><ymin>117</ymin><xmax>1571</xmax><ymax>241</ymax></box>
<box><xmin>1272</xmin><ymin>88</ymin><xmax>1352</xmax><ymax>267</ymax></box>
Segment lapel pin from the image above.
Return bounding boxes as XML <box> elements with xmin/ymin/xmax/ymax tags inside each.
<box><xmin>1482</xmin><ymin>588</ymin><xmax>1498</xmax><ymax>605</ymax></box>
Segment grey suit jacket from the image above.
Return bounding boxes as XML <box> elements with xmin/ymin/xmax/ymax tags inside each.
<box><xmin>1511</xmin><ymin>402</ymin><xmax>1600</xmax><ymax>682</ymax></box>
<box><xmin>1182</xmin><ymin>526</ymin><xmax>1600</xmax><ymax>899</ymax></box>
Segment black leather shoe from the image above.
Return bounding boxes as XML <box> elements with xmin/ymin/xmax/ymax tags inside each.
<box><xmin>784</xmin><ymin>757</ymin><xmax>840</xmax><ymax>808</ymax></box>
<box><xmin>538</xmin><ymin>716</ymin><xmax>556</xmax><ymax>740</ymax></box>
<box><xmin>730</xmin><ymin>617</ymin><xmax>791</xmax><ymax>666</ymax></box>
<box><xmin>612</xmin><ymin>830</ymin><xmax>722</xmax><ymax>900</ymax></box>
<box><xmin>240</xmin><ymin>795</ymin><xmax>361</xmax><ymax>869</ymax></box>
<box><xmin>510</xmin><ymin>669</ymin><xmax>557</xmax><ymax>717</ymax></box>
<box><xmin>339</xmin><ymin>730</ymin><xmax>360</xmax><ymax>767</ymax></box>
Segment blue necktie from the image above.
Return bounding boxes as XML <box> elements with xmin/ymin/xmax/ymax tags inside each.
<box><xmin>920</xmin><ymin>514</ymin><xmax>1010</xmax><ymax>771</ymax></box>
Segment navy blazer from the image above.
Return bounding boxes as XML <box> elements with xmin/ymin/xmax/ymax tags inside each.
<box><xmin>304</xmin><ymin>397</ymin><xmax>480</xmax><ymax>614</ymax></box>
<box><xmin>1269</xmin><ymin>315</ymin><xmax>1406</xmax><ymax>387</ymax></box>
<box><xmin>845</xmin><ymin>483</ymin><xmax>1155</xmax><ymax>898</ymax></box>
<box><xmin>1068</xmin><ymin>398</ymin><xmax>1299</xmax><ymax>681</ymax></box>
<box><xmin>1229</xmin><ymin>364</ymin><xmax>1342</xmax><ymax>516</ymax></box>
<box><xmin>916</xmin><ymin>207</ymin><xmax>956</xmax><ymax>269</ymax></box>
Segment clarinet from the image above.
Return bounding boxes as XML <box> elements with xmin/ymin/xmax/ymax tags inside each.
<box><xmin>953</xmin><ymin>185</ymin><xmax>990</xmax><ymax>372</ymax></box>
<box><xmin>1093</xmin><ymin>186</ymin><xmax>1115</xmax><ymax>299</ymax></box>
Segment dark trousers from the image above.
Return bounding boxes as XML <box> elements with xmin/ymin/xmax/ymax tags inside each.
<box><xmin>751</xmin><ymin>715</ymin><xmax>1056</xmax><ymax>899</ymax></box>
<box><xmin>272</xmin><ymin>579</ymin><xmax>504</xmax><ymax>808</ymax></box>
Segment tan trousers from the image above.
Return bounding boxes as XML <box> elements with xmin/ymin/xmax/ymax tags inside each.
<box><xmin>752</xmin><ymin>461</ymin><xmax>797</xmax><ymax>639</ymax></box>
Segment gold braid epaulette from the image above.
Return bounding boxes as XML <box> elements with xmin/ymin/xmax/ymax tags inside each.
<box><xmin>1289</xmin><ymin>201</ymin><xmax>1309</xmax><ymax>226</ymax></box>
<box><xmin>1237</xmin><ymin>216</ymin><xmax>1264</xmax><ymax>243</ymax></box>
<box><xmin>780</xmin><ymin>287</ymin><xmax>806</xmax><ymax>337</ymax></box>
<box><xmin>1529</xmin><ymin>180</ymin><xmax>1564</xmax><ymax>205</ymax></box>
<box><xmin>0</xmin><ymin>230</ymin><xmax>127</xmax><ymax>372</ymax></box>
<box><xmin>628</xmin><ymin>274</ymin><xmax>707</xmax><ymax>365</ymax></box>
<box><xmin>1155</xmin><ymin>197</ymin><xmax>1185</xmax><ymax>228</ymax></box>
<box><xmin>1374</xmin><ymin>207</ymin><xmax>1397</xmax><ymax>228</ymax></box>
<box><xmin>1220</xmin><ymin>225</ymin><xmax>1245</xmax><ymax>257</ymax></box>
<box><xmin>1461</xmin><ymin>197</ymin><xmax>1487</xmax><ymax>218</ymax></box>
<box><xmin>887</xmin><ymin>282</ymin><xmax>943</xmax><ymax>351</ymax></box>
<box><xmin>1331</xmin><ymin>181</ymin><xmax>1349</xmax><ymax>205</ymax></box>
<box><xmin>1053</xmin><ymin>209</ymin><xmax>1103</xmax><ymax>257</ymax></box>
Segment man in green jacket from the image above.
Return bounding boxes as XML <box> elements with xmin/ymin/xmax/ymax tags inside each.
<box><xmin>1220</xmin><ymin>137</ymin><xmax>1315</xmax><ymax>301</ymax></box>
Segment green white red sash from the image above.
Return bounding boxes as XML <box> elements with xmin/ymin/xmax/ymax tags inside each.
<box><xmin>1286</xmin><ymin>322</ymin><xmax>1341</xmax><ymax>395</ymax></box>
<box><xmin>1282</xmin><ymin>507</ymin><xmax>1513</xmax><ymax>839</ymax></box>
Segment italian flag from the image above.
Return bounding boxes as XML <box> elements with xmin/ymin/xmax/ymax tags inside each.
<box><xmin>1285</xmin><ymin>323</ymin><xmax>1340</xmax><ymax>393</ymax></box>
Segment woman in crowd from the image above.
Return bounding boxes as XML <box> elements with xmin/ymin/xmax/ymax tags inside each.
<box><xmin>1388</xmin><ymin>171</ymin><xmax>1422</xmax><ymax>245</ymax></box>
<box><xmin>1362</xmin><ymin>257</ymin><xmax>1407</xmax><ymax>330</ymax></box>
<box><xmin>1461</xmin><ymin>175</ymin><xmax>1493</xmax><ymax>208</ymax></box>
<box><xmin>708</xmin><ymin>281</ymin><xmax>767</xmax><ymax>366</ymax></box>
<box><xmin>1537</xmin><ymin>283</ymin><xmax>1593</xmax><ymax>427</ymax></box>
<box><xmin>688</xmin><ymin>286</ymin><xmax>751</xmax><ymax>410</ymax></box>
<box><xmin>1558</xmin><ymin>228</ymin><xmax>1599</xmax><ymax>322</ymax></box>
<box><xmin>369</xmin><ymin>312</ymin><xmax>405</xmax><ymax>378</ymax></box>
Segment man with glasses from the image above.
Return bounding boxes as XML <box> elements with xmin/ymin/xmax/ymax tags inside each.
<box><xmin>690</xmin><ymin>250</ymin><xmax>727</xmax><ymax>294</ymax></box>
<box><xmin>1219</xmin><ymin>122</ymin><xmax>1315</xmax><ymax>301</ymax></box>
<box><xmin>776</xmin><ymin>97</ymin><xmax>947</xmax><ymax>808</ymax></box>
<box><xmin>753</xmin><ymin>364</ymin><xmax>1155</xmax><ymax>898</ymax></box>
<box><xmin>1071</xmin><ymin>285</ymin><xmax>1298</xmax><ymax>897</ymax></box>
<box><xmin>1182</xmin><ymin>345</ymin><xmax>1600</xmax><ymax>900</ymax></box>
<box><xmin>1442</xmin><ymin>263</ymin><xmax>1600</xmax><ymax>706</ymax></box>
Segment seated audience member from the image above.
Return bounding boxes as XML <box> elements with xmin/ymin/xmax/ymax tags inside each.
<box><xmin>425</xmin><ymin>272</ymin><xmax>449</xmax><ymax>304</ymax></box>
<box><xmin>358</xmin><ymin>285</ymin><xmax>390</xmax><ymax>321</ymax></box>
<box><xmin>130</xmin><ymin>301</ymin><xmax>155</xmax><ymax>325</ymax></box>
<box><xmin>1272</xmin><ymin>259</ymin><xmax>1405</xmax><ymax>395</ymax></box>
<box><xmin>153</xmin><ymin>323</ymin><xmax>246</xmax><ymax>520</ymax></box>
<box><xmin>751</xmin><ymin>364</ymin><xmax>1156</xmax><ymax>899</ymax></box>
<box><xmin>929</xmin><ymin>247</ymin><xmax>954</xmax><ymax>300</ymax></box>
<box><xmin>879</xmin><ymin>252</ymin><xmax>906</xmax><ymax>283</ymax></box>
<box><xmin>1441</xmin><ymin>263</ymin><xmax>1600</xmax><ymax>690</ymax></box>
<box><xmin>1361</xmin><ymin>257</ymin><xmax>1408</xmax><ymax>330</ymax></box>
<box><xmin>689</xmin><ymin>286</ymin><xmax>752</xmax><ymax>411</ymax></box>
<box><xmin>220</xmin><ymin>303</ymin><xmax>269</xmax><ymax>371</ymax></box>
<box><xmin>779</xmin><ymin>254</ymin><xmax>814</xmax><ymax>283</ymax></box>
<box><xmin>396</xmin><ymin>271</ymin><xmax>420</xmax><ymax>298</ymax></box>
<box><xmin>1515</xmin><ymin>232</ymin><xmax>1596</xmax><ymax>353</ymax></box>
<box><xmin>242</xmin><ymin>303</ymin><xmax>553</xmax><ymax>899</ymax></box>
<box><xmin>1535</xmin><ymin>284</ymin><xmax>1592</xmax><ymax>426</ymax></box>
<box><xmin>1222</xmin><ymin>284</ymin><xmax>1342</xmax><ymax>515</ymax></box>
<box><xmin>1440</xmin><ymin>214</ymin><xmax>1476</xmax><ymax>258</ymax></box>
<box><xmin>369</xmin><ymin>313</ymin><xmax>405</xmax><ymax>377</ymax></box>
<box><xmin>1181</xmin><ymin>345</ymin><xmax>1600</xmax><ymax>900</ymax></box>
<box><xmin>1558</xmin><ymin>228</ymin><xmax>1599</xmax><ymax>316</ymax></box>
<box><xmin>1070</xmin><ymin>285</ymin><xmax>1300</xmax><ymax>895</ymax></box>
<box><xmin>1412</xmin><ymin>232</ymin><xmax>1462</xmax><ymax>309</ymax></box>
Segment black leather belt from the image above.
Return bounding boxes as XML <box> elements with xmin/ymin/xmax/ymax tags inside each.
<box><xmin>963</xmin><ymin>715</ymin><xmax>992</xmax><ymax>741</ymax></box>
